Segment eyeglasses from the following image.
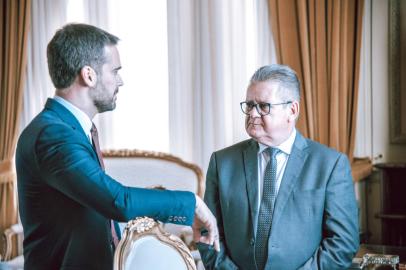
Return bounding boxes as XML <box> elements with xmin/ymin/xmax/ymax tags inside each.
<box><xmin>240</xmin><ymin>101</ymin><xmax>292</xmax><ymax>116</ymax></box>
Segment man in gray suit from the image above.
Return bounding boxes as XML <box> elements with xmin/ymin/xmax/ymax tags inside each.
<box><xmin>198</xmin><ymin>64</ymin><xmax>359</xmax><ymax>270</ymax></box>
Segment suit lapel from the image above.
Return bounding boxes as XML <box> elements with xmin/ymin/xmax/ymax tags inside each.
<box><xmin>243</xmin><ymin>139</ymin><xmax>259</xmax><ymax>235</ymax></box>
<box><xmin>44</xmin><ymin>98</ymin><xmax>98</xmax><ymax>163</ymax></box>
<box><xmin>271</xmin><ymin>132</ymin><xmax>309</xmax><ymax>231</ymax></box>
<box><xmin>44</xmin><ymin>98</ymin><xmax>91</xmax><ymax>145</ymax></box>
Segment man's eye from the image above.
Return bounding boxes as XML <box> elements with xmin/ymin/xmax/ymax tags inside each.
<box><xmin>246</xmin><ymin>102</ymin><xmax>255</xmax><ymax>109</ymax></box>
<box><xmin>259</xmin><ymin>103</ymin><xmax>269</xmax><ymax>110</ymax></box>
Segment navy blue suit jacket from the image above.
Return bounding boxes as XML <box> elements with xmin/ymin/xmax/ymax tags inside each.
<box><xmin>16</xmin><ymin>98</ymin><xmax>195</xmax><ymax>270</ymax></box>
<box><xmin>198</xmin><ymin>132</ymin><xmax>359</xmax><ymax>270</ymax></box>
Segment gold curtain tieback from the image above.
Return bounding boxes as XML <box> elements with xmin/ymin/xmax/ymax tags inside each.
<box><xmin>0</xmin><ymin>159</ymin><xmax>15</xmax><ymax>183</ymax></box>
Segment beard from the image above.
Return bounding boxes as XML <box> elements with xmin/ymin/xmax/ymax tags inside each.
<box><xmin>90</xmin><ymin>81</ymin><xmax>117</xmax><ymax>113</ymax></box>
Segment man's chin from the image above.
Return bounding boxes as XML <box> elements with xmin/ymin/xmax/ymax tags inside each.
<box><xmin>97</xmin><ymin>102</ymin><xmax>116</xmax><ymax>113</ymax></box>
<box><xmin>247</xmin><ymin>128</ymin><xmax>262</xmax><ymax>140</ymax></box>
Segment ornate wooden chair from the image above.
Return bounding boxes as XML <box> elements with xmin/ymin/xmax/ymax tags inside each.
<box><xmin>113</xmin><ymin>217</ymin><xmax>196</xmax><ymax>270</ymax></box>
<box><xmin>102</xmin><ymin>149</ymin><xmax>204</xmax><ymax>236</ymax></box>
<box><xmin>102</xmin><ymin>149</ymin><xmax>205</xmax><ymax>267</ymax></box>
<box><xmin>0</xmin><ymin>223</ymin><xmax>24</xmax><ymax>269</ymax></box>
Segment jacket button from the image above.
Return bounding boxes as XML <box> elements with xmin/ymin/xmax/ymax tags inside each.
<box><xmin>250</xmin><ymin>238</ymin><xmax>255</xmax><ymax>246</ymax></box>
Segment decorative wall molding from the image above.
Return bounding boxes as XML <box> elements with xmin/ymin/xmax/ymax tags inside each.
<box><xmin>389</xmin><ymin>0</ymin><xmax>406</xmax><ymax>143</ymax></box>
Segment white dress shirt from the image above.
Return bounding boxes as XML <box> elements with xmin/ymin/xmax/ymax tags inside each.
<box><xmin>53</xmin><ymin>96</ymin><xmax>93</xmax><ymax>143</ymax></box>
<box><xmin>256</xmin><ymin>128</ymin><xmax>297</xmax><ymax>213</ymax></box>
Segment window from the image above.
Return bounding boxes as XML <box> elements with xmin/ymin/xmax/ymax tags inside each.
<box><xmin>67</xmin><ymin>0</ymin><xmax>170</xmax><ymax>152</ymax></box>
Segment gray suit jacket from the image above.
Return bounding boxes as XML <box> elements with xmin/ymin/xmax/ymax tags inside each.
<box><xmin>198</xmin><ymin>132</ymin><xmax>359</xmax><ymax>270</ymax></box>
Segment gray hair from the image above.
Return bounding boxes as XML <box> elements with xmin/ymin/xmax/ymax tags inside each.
<box><xmin>47</xmin><ymin>23</ymin><xmax>119</xmax><ymax>89</ymax></box>
<box><xmin>249</xmin><ymin>64</ymin><xmax>300</xmax><ymax>102</ymax></box>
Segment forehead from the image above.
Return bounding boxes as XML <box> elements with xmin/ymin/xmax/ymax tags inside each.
<box><xmin>103</xmin><ymin>45</ymin><xmax>121</xmax><ymax>67</ymax></box>
<box><xmin>246</xmin><ymin>81</ymin><xmax>281</xmax><ymax>102</ymax></box>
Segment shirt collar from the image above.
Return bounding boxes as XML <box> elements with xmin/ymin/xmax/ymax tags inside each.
<box><xmin>53</xmin><ymin>96</ymin><xmax>93</xmax><ymax>137</ymax></box>
<box><xmin>258</xmin><ymin>128</ymin><xmax>297</xmax><ymax>155</ymax></box>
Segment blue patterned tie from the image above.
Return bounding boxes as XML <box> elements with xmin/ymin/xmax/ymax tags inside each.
<box><xmin>255</xmin><ymin>147</ymin><xmax>279</xmax><ymax>270</ymax></box>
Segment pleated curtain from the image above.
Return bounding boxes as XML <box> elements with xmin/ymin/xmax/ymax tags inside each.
<box><xmin>268</xmin><ymin>0</ymin><xmax>370</xmax><ymax>180</ymax></box>
<box><xmin>0</xmin><ymin>0</ymin><xmax>31</xmax><ymax>256</ymax></box>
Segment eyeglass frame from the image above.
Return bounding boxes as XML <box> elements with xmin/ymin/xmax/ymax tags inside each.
<box><xmin>240</xmin><ymin>101</ymin><xmax>293</xmax><ymax>116</ymax></box>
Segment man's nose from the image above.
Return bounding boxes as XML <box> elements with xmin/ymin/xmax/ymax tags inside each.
<box><xmin>248</xmin><ymin>105</ymin><xmax>260</xmax><ymax>118</ymax></box>
<box><xmin>117</xmin><ymin>75</ymin><xmax>124</xmax><ymax>87</ymax></box>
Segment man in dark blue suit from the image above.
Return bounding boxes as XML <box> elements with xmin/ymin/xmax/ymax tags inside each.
<box><xmin>198</xmin><ymin>65</ymin><xmax>359</xmax><ymax>269</ymax></box>
<box><xmin>16</xmin><ymin>23</ymin><xmax>219</xmax><ymax>270</ymax></box>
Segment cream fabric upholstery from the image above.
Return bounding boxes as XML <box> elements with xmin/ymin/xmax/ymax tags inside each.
<box><xmin>124</xmin><ymin>236</ymin><xmax>187</xmax><ymax>270</ymax></box>
<box><xmin>114</xmin><ymin>217</ymin><xmax>196</xmax><ymax>270</ymax></box>
<box><xmin>104</xmin><ymin>158</ymin><xmax>197</xmax><ymax>194</ymax></box>
<box><xmin>102</xmin><ymin>149</ymin><xmax>204</xmax><ymax>197</ymax></box>
<box><xmin>0</xmin><ymin>223</ymin><xmax>24</xmax><ymax>269</ymax></box>
<box><xmin>2</xmin><ymin>255</ymin><xmax>24</xmax><ymax>270</ymax></box>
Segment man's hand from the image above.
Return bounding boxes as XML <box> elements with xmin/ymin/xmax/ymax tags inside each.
<box><xmin>192</xmin><ymin>195</ymin><xmax>220</xmax><ymax>252</ymax></box>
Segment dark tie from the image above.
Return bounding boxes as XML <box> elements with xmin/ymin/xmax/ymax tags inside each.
<box><xmin>90</xmin><ymin>123</ymin><xmax>120</xmax><ymax>248</ymax></box>
<box><xmin>255</xmin><ymin>147</ymin><xmax>279</xmax><ymax>270</ymax></box>
<box><xmin>90</xmin><ymin>123</ymin><xmax>105</xmax><ymax>170</ymax></box>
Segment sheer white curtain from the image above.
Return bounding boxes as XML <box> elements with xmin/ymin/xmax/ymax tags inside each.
<box><xmin>255</xmin><ymin>0</ymin><xmax>277</xmax><ymax>68</ymax></box>
<box><xmin>354</xmin><ymin>0</ymin><xmax>372</xmax><ymax>159</ymax></box>
<box><xmin>167</xmin><ymin>0</ymin><xmax>276</xmax><ymax>170</ymax></box>
<box><xmin>20</xmin><ymin>0</ymin><xmax>68</xmax><ymax>130</ymax></box>
<box><xmin>104</xmin><ymin>1</ymin><xmax>170</xmax><ymax>151</ymax></box>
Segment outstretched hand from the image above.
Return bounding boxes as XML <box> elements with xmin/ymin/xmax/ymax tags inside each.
<box><xmin>192</xmin><ymin>195</ymin><xmax>220</xmax><ymax>252</ymax></box>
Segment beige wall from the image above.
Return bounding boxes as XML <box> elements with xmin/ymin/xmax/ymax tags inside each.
<box><xmin>372</xmin><ymin>0</ymin><xmax>406</xmax><ymax>163</ymax></box>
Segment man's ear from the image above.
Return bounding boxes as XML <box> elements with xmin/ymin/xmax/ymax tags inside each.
<box><xmin>288</xmin><ymin>101</ymin><xmax>300</xmax><ymax>122</ymax></box>
<box><xmin>80</xmin><ymin>66</ymin><xmax>97</xmax><ymax>87</ymax></box>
